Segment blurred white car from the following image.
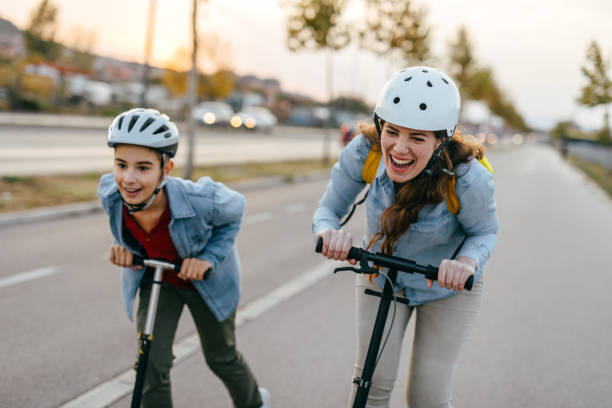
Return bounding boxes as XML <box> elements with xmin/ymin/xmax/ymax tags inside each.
<box><xmin>191</xmin><ymin>101</ymin><xmax>234</xmax><ymax>127</ymax></box>
<box><xmin>231</xmin><ymin>106</ymin><xmax>277</xmax><ymax>132</ymax></box>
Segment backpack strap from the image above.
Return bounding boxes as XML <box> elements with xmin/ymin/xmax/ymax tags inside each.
<box><xmin>359</xmin><ymin>145</ymin><xmax>493</xmax><ymax>216</ymax></box>
<box><xmin>362</xmin><ymin>144</ymin><xmax>381</xmax><ymax>184</ymax></box>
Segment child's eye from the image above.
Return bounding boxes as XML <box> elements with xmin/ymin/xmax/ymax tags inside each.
<box><xmin>116</xmin><ymin>163</ymin><xmax>126</xmax><ymax>169</ymax></box>
<box><xmin>138</xmin><ymin>166</ymin><xmax>149</xmax><ymax>172</ymax></box>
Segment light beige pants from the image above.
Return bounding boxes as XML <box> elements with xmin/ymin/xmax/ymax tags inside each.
<box><xmin>349</xmin><ymin>275</ymin><xmax>484</xmax><ymax>408</ymax></box>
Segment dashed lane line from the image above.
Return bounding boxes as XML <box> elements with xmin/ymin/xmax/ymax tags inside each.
<box><xmin>0</xmin><ymin>266</ymin><xmax>60</xmax><ymax>289</ymax></box>
<box><xmin>244</xmin><ymin>211</ymin><xmax>273</xmax><ymax>225</ymax></box>
<box><xmin>60</xmin><ymin>259</ymin><xmax>336</xmax><ymax>408</ymax></box>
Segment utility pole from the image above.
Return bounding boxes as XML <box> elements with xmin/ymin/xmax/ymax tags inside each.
<box><xmin>141</xmin><ymin>0</ymin><xmax>157</xmax><ymax>107</ymax></box>
<box><xmin>183</xmin><ymin>0</ymin><xmax>199</xmax><ymax>179</ymax></box>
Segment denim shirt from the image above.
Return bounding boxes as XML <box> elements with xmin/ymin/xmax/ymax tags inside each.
<box><xmin>98</xmin><ymin>173</ymin><xmax>245</xmax><ymax>322</ymax></box>
<box><xmin>313</xmin><ymin>134</ymin><xmax>498</xmax><ymax>305</ymax></box>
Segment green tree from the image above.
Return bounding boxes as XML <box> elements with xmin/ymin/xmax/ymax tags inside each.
<box><xmin>285</xmin><ymin>0</ymin><xmax>351</xmax><ymax>163</ymax></box>
<box><xmin>578</xmin><ymin>40</ymin><xmax>612</xmax><ymax>144</ymax></box>
<box><xmin>447</xmin><ymin>27</ymin><xmax>529</xmax><ymax>131</ymax></box>
<box><xmin>359</xmin><ymin>0</ymin><xmax>430</xmax><ymax>68</ymax></box>
<box><xmin>23</xmin><ymin>0</ymin><xmax>61</xmax><ymax>61</ymax></box>
<box><xmin>328</xmin><ymin>95</ymin><xmax>371</xmax><ymax>114</ymax></box>
<box><xmin>447</xmin><ymin>26</ymin><xmax>475</xmax><ymax>100</ymax></box>
<box><xmin>286</xmin><ymin>0</ymin><xmax>350</xmax><ymax>52</ymax></box>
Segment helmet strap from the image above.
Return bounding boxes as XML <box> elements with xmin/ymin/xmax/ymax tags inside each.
<box><xmin>415</xmin><ymin>137</ymin><xmax>454</xmax><ymax>180</ymax></box>
<box><xmin>374</xmin><ymin>113</ymin><xmax>385</xmax><ymax>139</ymax></box>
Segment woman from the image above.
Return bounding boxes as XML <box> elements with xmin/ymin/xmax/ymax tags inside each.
<box><xmin>313</xmin><ymin>66</ymin><xmax>498</xmax><ymax>407</ymax></box>
<box><xmin>98</xmin><ymin>108</ymin><xmax>270</xmax><ymax>408</ymax></box>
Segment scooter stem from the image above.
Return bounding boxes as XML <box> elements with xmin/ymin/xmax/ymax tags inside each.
<box><xmin>142</xmin><ymin>260</ymin><xmax>175</xmax><ymax>336</ymax></box>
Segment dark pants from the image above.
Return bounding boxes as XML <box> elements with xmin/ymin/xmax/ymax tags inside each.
<box><xmin>136</xmin><ymin>275</ymin><xmax>262</xmax><ymax>408</ymax></box>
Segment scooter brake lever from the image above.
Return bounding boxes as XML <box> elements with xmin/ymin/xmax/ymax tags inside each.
<box><xmin>333</xmin><ymin>265</ymin><xmax>379</xmax><ymax>274</ymax></box>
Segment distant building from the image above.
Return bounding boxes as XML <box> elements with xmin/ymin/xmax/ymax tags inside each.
<box><xmin>0</xmin><ymin>17</ymin><xmax>25</xmax><ymax>59</ymax></box>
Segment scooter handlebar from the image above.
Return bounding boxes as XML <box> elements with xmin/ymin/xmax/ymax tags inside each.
<box><xmin>132</xmin><ymin>256</ymin><xmax>178</xmax><ymax>271</ymax></box>
<box><xmin>315</xmin><ymin>237</ymin><xmax>473</xmax><ymax>290</ymax></box>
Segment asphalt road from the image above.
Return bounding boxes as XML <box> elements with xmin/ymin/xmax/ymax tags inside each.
<box><xmin>1</xmin><ymin>143</ymin><xmax>611</xmax><ymax>407</ymax></box>
<box><xmin>0</xmin><ymin>125</ymin><xmax>342</xmax><ymax>176</ymax></box>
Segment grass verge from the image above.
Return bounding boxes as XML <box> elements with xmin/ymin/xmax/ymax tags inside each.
<box><xmin>567</xmin><ymin>156</ymin><xmax>612</xmax><ymax>199</ymax></box>
<box><xmin>0</xmin><ymin>159</ymin><xmax>334</xmax><ymax>213</ymax></box>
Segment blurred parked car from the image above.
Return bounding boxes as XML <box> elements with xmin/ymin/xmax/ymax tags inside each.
<box><xmin>231</xmin><ymin>106</ymin><xmax>277</xmax><ymax>132</ymax></box>
<box><xmin>191</xmin><ymin>101</ymin><xmax>234</xmax><ymax>127</ymax></box>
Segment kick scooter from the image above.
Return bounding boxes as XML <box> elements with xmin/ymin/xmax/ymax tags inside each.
<box><xmin>129</xmin><ymin>257</ymin><xmax>180</xmax><ymax>408</ymax></box>
<box><xmin>315</xmin><ymin>237</ymin><xmax>473</xmax><ymax>408</ymax></box>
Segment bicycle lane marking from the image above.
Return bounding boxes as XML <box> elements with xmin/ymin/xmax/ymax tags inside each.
<box><xmin>59</xmin><ymin>259</ymin><xmax>336</xmax><ymax>408</ymax></box>
<box><xmin>244</xmin><ymin>211</ymin><xmax>273</xmax><ymax>225</ymax></box>
<box><xmin>0</xmin><ymin>266</ymin><xmax>60</xmax><ymax>289</ymax></box>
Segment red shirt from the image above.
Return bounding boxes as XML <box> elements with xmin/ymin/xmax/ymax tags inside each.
<box><xmin>123</xmin><ymin>205</ymin><xmax>194</xmax><ymax>290</ymax></box>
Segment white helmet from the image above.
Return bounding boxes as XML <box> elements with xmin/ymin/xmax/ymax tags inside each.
<box><xmin>107</xmin><ymin>108</ymin><xmax>179</xmax><ymax>157</ymax></box>
<box><xmin>374</xmin><ymin>66</ymin><xmax>460</xmax><ymax>138</ymax></box>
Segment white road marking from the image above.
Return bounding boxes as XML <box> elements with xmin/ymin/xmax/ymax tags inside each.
<box><xmin>0</xmin><ymin>266</ymin><xmax>59</xmax><ymax>289</ymax></box>
<box><xmin>244</xmin><ymin>211</ymin><xmax>273</xmax><ymax>225</ymax></box>
<box><xmin>285</xmin><ymin>202</ymin><xmax>307</xmax><ymax>214</ymax></box>
<box><xmin>60</xmin><ymin>260</ymin><xmax>336</xmax><ymax>408</ymax></box>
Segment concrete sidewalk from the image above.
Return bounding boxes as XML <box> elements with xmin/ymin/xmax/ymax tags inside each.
<box><xmin>0</xmin><ymin>170</ymin><xmax>330</xmax><ymax>229</ymax></box>
<box><xmin>0</xmin><ymin>111</ymin><xmax>112</xmax><ymax>129</ymax></box>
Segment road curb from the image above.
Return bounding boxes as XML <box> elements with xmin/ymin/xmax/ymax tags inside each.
<box><xmin>0</xmin><ymin>171</ymin><xmax>330</xmax><ymax>229</ymax></box>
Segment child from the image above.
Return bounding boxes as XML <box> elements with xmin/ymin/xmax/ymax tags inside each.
<box><xmin>98</xmin><ymin>108</ymin><xmax>270</xmax><ymax>408</ymax></box>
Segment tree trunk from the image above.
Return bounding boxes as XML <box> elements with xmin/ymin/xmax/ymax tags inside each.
<box><xmin>324</xmin><ymin>50</ymin><xmax>333</xmax><ymax>165</ymax></box>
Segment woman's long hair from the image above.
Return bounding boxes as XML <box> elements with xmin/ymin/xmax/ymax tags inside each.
<box><xmin>358</xmin><ymin>123</ymin><xmax>485</xmax><ymax>255</ymax></box>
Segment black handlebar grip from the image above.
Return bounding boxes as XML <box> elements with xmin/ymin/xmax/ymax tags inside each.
<box><xmin>347</xmin><ymin>247</ymin><xmax>363</xmax><ymax>260</ymax></box>
<box><xmin>132</xmin><ymin>255</ymin><xmax>145</xmax><ymax>267</ymax></box>
<box><xmin>315</xmin><ymin>237</ymin><xmax>323</xmax><ymax>253</ymax></box>
<box><xmin>464</xmin><ymin>275</ymin><xmax>474</xmax><ymax>291</ymax></box>
<box><xmin>423</xmin><ymin>265</ymin><xmax>473</xmax><ymax>291</ymax></box>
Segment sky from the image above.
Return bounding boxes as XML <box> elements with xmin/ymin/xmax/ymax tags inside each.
<box><xmin>2</xmin><ymin>0</ymin><xmax>612</xmax><ymax>130</ymax></box>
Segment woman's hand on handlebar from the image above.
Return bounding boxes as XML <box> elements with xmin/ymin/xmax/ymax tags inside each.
<box><xmin>316</xmin><ymin>229</ymin><xmax>357</xmax><ymax>265</ymax></box>
<box><xmin>109</xmin><ymin>245</ymin><xmax>141</xmax><ymax>269</ymax></box>
<box><xmin>430</xmin><ymin>257</ymin><xmax>475</xmax><ymax>291</ymax></box>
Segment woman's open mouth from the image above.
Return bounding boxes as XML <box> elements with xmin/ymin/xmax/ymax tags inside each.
<box><xmin>390</xmin><ymin>155</ymin><xmax>415</xmax><ymax>172</ymax></box>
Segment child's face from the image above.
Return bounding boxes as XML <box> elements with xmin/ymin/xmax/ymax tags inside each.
<box><xmin>380</xmin><ymin>122</ymin><xmax>440</xmax><ymax>183</ymax></box>
<box><xmin>113</xmin><ymin>144</ymin><xmax>167</xmax><ymax>205</ymax></box>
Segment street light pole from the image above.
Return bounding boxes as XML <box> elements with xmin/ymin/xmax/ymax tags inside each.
<box><xmin>141</xmin><ymin>0</ymin><xmax>157</xmax><ymax>107</ymax></box>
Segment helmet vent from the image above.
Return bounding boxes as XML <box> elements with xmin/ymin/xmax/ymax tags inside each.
<box><xmin>128</xmin><ymin>116</ymin><xmax>139</xmax><ymax>132</ymax></box>
<box><xmin>117</xmin><ymin>115</ymin><xmax>125</xmax><ymax>130</ymax></box>
<box><xmin>427</xmin><ymin>81</ymin><xmax>432</xmax><ymax>87</ymax></box>
<box><xmin>419</xmin><ymin>103</ymin><xmax>427</xmax><ymax>111</ymax></box>
<box><xmin>441</xmin><ymin>77</ymin><xmax>449</xmax><ymax>84</ymax></box>
<box><xmin>164</xmin><ymin>132</ymin><xmax>172</xmax><ymax>139</ymax></box>
<box><xmin>422</xmin><ymin>69</ymin><xmax>429</xmax><ymax>73</ymax></box>
<box><xmin>404</xmin><ymin>76</ymin><xmax>412</xmax><ymax>82</ymax></box>
<box><xmin>393</xmin><ymin>97</ymin><xmax>400</xmax><ymax>104</ymax></box>
<box><xmin>153</xmin><ymin>125</ymin><xmax>169</xmax><ymax>135</ymax></box>
<box><xmin>140</xmin><ymin>117</ymin><xmax>155</xmax><ymax>132</ymax></box>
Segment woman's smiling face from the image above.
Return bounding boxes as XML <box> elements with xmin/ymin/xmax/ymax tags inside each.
<box><xmin>380</xmin><ymin>122</ymin><xmax>440</xmax><ymax>183</ymax></box>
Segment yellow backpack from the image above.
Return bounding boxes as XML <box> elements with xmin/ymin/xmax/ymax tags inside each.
<box><xmin>359</xmin><ymin>144</ymin><xmax>493</xmax><ymax>215</ymax></box>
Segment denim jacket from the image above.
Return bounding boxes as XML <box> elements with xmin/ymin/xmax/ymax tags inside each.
<box><xmin>313</xmin><ymin>134</ymin><xmax>498</xmax><ymax>305</ymax></box>
<box><xmin>98</xmin><ymin>173</ymin><xmax>245</xmax><ymax>322</ymax></box>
